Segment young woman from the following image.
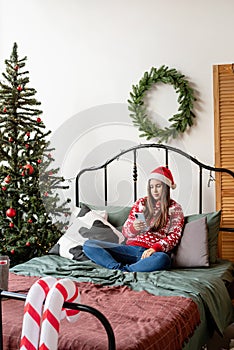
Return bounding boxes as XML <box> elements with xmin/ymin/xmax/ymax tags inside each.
<box><xmin>83</xmin><ymin>166</ymin><xmax>184</xmax><ymax>272</ymax></box>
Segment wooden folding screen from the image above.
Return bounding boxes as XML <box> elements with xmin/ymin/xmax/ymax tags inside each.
<box><xmin>213</xmin><ymin>64</ymin><xmax>234</xmax><ymax>262</ymax></box>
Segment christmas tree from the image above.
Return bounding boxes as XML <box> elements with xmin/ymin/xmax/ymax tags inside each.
<box><xmin>0</xmin><ymin>43</ymin><xmax>71</xmax><ymax>266</ymax></box>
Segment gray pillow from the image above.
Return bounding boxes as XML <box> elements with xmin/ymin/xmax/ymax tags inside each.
<box><xmin>185</xmin><ymin>211</ymin><xmax>221</xmax><ymax>264</ymax></box>
<box><xmin>172</xmin><ymin>217</ymin><xmax>209</xmax><ymax>268</ymax></box>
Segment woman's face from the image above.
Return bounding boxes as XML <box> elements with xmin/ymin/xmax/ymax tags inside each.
<box><xmin>149</xmin><ymin>179</ymin><xmax>163</xmax><ymax>201</ymax></box>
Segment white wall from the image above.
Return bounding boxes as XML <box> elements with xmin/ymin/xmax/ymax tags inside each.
<box><xmin>1</xmin><ymin>0</ymin><xmax>234</xmax><ymax>214</ymax></box>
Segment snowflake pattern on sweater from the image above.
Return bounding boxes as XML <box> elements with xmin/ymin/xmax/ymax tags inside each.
<box><xmin>122</xmin><ymin>197</ymin><xmax>184</xmax><ymax>252</ymax></box>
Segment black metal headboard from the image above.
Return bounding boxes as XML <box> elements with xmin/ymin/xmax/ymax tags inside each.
<box><xmin>75</xmin><ymin>143</ymin><xmax>234</xmax><ymax>232</ymax></box>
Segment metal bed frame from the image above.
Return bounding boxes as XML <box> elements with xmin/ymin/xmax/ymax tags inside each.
<box><xmin>76</xmin><ymin>143</ymin><xmax>234</xmax><ymax>232</ymax></box>
<box><xmin>0</xmin><ymin>290</ymin><xmax>116</xmax><ymax>350</ymax></box>
<box><xmin>1</xmin><ymin>143</ymin><xmax>234</xmax><ymax>350</ymax></box>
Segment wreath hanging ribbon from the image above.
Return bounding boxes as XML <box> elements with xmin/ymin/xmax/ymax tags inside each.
<box><xmin>128</xmin><ymin>65</ymin><xmax>196</xmax><ymax>143</ymax></box>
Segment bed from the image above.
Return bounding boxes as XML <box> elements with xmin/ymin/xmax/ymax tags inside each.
<box><xmin>1</xmin><ymin>143</ymin><xmax>234</xmax><ymax>350</ymax></box>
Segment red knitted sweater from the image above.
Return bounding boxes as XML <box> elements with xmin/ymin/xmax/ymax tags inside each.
<box><xmin>122</xmin><ymin>197</ymin><xmax>184</xmax><ymax>252</ymax></box>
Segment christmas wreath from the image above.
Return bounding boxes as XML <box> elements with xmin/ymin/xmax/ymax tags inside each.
<box><xmin>128</xmin><ymin>66</ymin><xmax>196</xmax><ymax>143</ymax></box>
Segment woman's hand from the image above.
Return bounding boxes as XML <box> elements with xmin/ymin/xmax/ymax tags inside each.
<box><xmin>133</xmin><ymin>219</ymin><xmax>147</xmax><ymax>232</ymax></box>
<box><xmin>141</xmin><ymin>248</ymin><xmax>156</xmax><ymax>259</ymax></box>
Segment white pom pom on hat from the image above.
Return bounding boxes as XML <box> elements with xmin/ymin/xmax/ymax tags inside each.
<box><xmin>148</xmin><ymin>166</ymin><xmax>176</xmax><ymax>189</ymax></box>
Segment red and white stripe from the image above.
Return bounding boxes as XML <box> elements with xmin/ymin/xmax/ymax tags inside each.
<box><xmin>20</xmin><ymin>277</ymin><xmax>80</xmax><ymax>350</ymax></box>
<box><xmin>39</xmin><ymin>278</ymin><xmax>80</xmax><ymax>350</ymax></box>
<box><xmin>20</xmin><ymin>276</ymin><xmax>57</xmax><ymax>350</ymax></box>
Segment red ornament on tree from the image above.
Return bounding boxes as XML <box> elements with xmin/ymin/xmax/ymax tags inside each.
<box><xmin>14</xmin><ymin>65</ymin><xmax>19</xmax><ymax>71</ymax></box>
<box><xmin>3</xmin><ymin>107</ymin><xmax>7</xmax><ymax>113</ymax></box>
<box><xmin>6</xmin><ymin>208</ymin><xmax>17</xmax><ymax>218</ymax></box>
<box><xmin>37</xmin><ymin>159</ymin><xmax>42</xmax><ymax>164</ymax></box>
<box><xmin>26</xmin><ymin>131</ymin><xmax>30</xmax><ymax>137</ymax></box>
<box><xmin>25</xmin><ymin>143</ymin><xmax>29</xmax><ymax>148</ymax></box>
<box><xmin>2</xmin><ymin>186</ymin><xmax>7</xmax><ymax>191</ymax></box>
<box><xmin>9</xmin><ymin>222</ymin><xmax>14</xmax><ymax>228</ymax></box>
<box><xmin>17</xmin><ymin>85</ymin><xmax>22</xmax><ymax>91</ymax></box>
<box><xmin>4</xmin><ymin>175</ymin><xmax>11</xmax><ymax>183</ymax></box>
<box><xmin>28</xmin><ymin>218</ymin><xmax>33</xmax><ymax>223</ymax></box>
<box><xmin>10</xmin><ymin>249</ymin><xmax>15</xmax><ymax>254</ymax></box>
<box><xmin>26</xmin><ymin>241</ymin><xmax>30</xmax><ymax>247</ymax></box>
<box><xmin>23</xmin><ymin>164</ymin><xmax>34</xmax><ymax>175</ymax></box>
<box><xmin>8</xmin><ymin>137</ymin><xmax>14</xmax><ymax>142</ymax></box>
<box><xmin>37</xmin><ymin>117</ymin><xmax>42</xmax><ymax>123</ymax></box>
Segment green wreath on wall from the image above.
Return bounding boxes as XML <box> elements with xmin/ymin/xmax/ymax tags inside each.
<box><xmin>128</xmin><ymin>65</ymin><xmax>196</xmax><ymax>143</ymax></box>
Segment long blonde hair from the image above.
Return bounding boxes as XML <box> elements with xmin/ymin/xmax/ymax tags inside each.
<box><xmin>143</xmin><ymin>181</ymin><xmax>170</xmax><ymax>231</ymax></box>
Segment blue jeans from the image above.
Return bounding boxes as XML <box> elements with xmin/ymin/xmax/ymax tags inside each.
<box><xmin>83</xmin><ymin>240</ymin><xmax>171</xmax><ymax>272</ymax></box>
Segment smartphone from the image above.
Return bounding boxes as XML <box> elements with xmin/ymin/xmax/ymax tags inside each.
<box><xmin>134</xmin><ymin>212</ymin><xmax>146</xmax><ymax>223</ymax></box>
<box><xmin>134</xmin><ymin>212</ymin><xmax>149</xmax><ymax>231</ymax></box>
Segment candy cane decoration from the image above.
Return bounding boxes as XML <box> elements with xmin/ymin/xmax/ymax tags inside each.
<box><xmin>20</xmin><ymin>277</ymin><xmax>80</xmax><ymax>350</ymax></box>
<box><xmin>39</xmin><ymin>278</ymin><xmax>80</xmax><ymax>350</ymax></box>
<box><xmin>20</xmin><ymin>276</ymin><xmax>57</xmax><ymax>350</ymax></box>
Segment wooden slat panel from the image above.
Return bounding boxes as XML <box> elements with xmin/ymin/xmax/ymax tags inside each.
<box><xmin>218</xmin><ymin>231</ymin><xmax>234</xmax><ymax>262</ymax></box>
<box><xmin>213</xmin><ymin>64</ymin><xmax>234</xmax><ymax>260</ymax></box>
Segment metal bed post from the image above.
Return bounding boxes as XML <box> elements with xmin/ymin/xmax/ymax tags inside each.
<box><xmin>133</xmin><ymin>149</ymin><xmax>137</xmax><ymax>202</ymax></box>
<box><xmin>0</xmin><ymin>292</ymin><xmax>2</xmax><ymax>350</ymax></box>
<box><xmin>199</xmin><ymin>166</ymin><xmax>203</xmax><ymax>214</ymax></box>
<box><xmin>104</xmin><ymin>165</ymin><xmax>108</xmax><ymax>206</ymax></box>
<box><xmin>0</xmin><ymin>290</ymin><xmax>116</xmax><ymax>350</ymax></box>
<box><xmin>165</xmin><ymin>148</ymin><xmax>169</xmax><ymax>168</ymax></box>
<box><xmin>75</xmin><ymin>171</ymin><xmax>80</xmax><ymax>207</ymax></box>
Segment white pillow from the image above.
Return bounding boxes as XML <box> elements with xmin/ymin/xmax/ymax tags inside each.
<box><xmin>49</xmin><ymin>206</ymin><xmax>124</xmax><ymax>261</ymax></box>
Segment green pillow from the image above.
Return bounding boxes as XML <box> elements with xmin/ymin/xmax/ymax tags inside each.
<box><xmin>185</xmin><ymin>211</ymin><xmax>221</xmax><ymax>264</ymax></box>
<box><xmin>80</xmin><ymin>203</ymin><xmax>131</xmax><ymax>230</ymax></box>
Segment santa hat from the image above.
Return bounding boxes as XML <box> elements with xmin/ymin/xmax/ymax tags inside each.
<box><xmin>148</xmin><ymin>166</ymin><xmax>176</xmax><ymax>189</ymax></box>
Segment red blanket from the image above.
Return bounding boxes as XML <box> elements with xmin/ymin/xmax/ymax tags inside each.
<box><xmin>1</xmin><ymin>273</ymin><xmax>200</xmax><ymax>350</ymax></box>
